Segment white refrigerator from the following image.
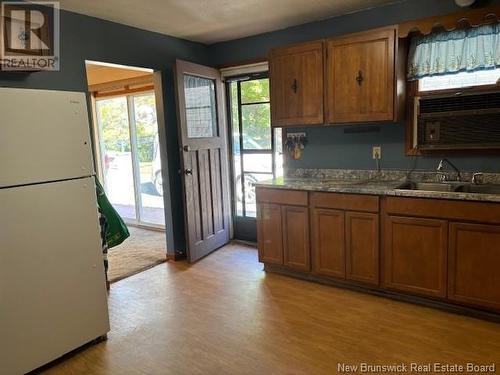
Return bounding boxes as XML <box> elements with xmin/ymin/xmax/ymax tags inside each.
<box><xmin>0</xmin><ymin>88</ymin><xmax>110</xmax><ymax>375</ymax></box>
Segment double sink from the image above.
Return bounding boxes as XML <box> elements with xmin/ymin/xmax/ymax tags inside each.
<box><xmin>397</xmin><ymin>181</ymin><xmax>500</xmax><ymax>195</ymax></box>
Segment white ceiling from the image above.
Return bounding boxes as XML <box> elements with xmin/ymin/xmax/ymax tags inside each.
<box><xmin>59</xmin><ymin>0</ymin><xmax>401</xmax><ymax>44</ymax></box>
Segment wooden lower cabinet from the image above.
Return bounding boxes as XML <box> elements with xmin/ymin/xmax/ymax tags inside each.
<box><xmin>346</xmin><ymin>212</ymin><xmax>379</xmax><ymax>285</ymax></box>
<box><xmin>448</xmin><ymin>222</ymin><xmax>500</xmax><ymax>311</ymax></box>
<box><xmin>258</xmin><ymin>189</ymin><xmax>500</xmax><ymax>316</ymax></box>
<box><xmin>257</xmin><ymin>203</ymin><xmax>283</xmax><ymax>264</ymax></box>
<box><xmin>383</xmin><ymin>216</ymin><xmax>448</xmax><ymax>298</ymax></box>
<box><xmin>311</xmin><ymin>208</ymin><xmax>345</xmax><ymax>278</ymax></box>
<box><xmin>311</xmin><ymin>209</ymin><xmax>379</xmax><ymax>285</ymax></box>
<box><xmin>282</xmin><ymin>205</ymin><xmax>310</xmax><ymax>271</ymax></box>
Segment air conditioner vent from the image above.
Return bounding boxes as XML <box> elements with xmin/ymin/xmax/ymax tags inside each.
<box><xmin>420</xmin><ymin>92</ymin><xmax>500</xmax><ymax>113</ymax></box>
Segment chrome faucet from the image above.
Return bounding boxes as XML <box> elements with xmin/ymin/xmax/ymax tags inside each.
<box><xmin>472</xmin><ymin>172</ymin><xmax>484</xmax><ymax>185</ymax></box>
<box><xmin>436</xmin><ymin>158</ymin><xmax>462</xmax><ymax>182</ymax></box>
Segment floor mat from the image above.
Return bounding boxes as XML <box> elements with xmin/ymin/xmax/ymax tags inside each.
<box><xmin>107</xmin><ymin>226</ymin><xmax>166</xmax><ymax>283</ymax></box>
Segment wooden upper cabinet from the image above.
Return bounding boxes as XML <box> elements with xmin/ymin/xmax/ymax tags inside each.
<box><xmin>269</xmin><ymin>41</ymin><xmax>324</xmax><ymax>126</ymax></box>
<box><xmin>326</xmin><ymin>27</ymin><xmax>397</xmax><ymax>124</ymax></box>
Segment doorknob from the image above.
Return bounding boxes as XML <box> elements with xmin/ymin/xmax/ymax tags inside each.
<box><xmin>184</xmin><ymin>169</ymin><xmax>193</xmax><ymax>175</ymax></box>
<box><xmin>183</xmin><ymin>145</ymin><xmax>190</xmax><ymax>152</ymax></box>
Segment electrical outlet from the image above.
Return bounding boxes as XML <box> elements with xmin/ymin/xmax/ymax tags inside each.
<box><xmin>372</xmin><ymin>146</ymin><xmax>381</xmax><ymax>160</ymax></box>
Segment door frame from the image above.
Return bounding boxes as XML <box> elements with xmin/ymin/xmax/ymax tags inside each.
<box><xmin>84</xmin><ymin>61</ymin><xmax>177</xmax><ymax>259</ymax></box>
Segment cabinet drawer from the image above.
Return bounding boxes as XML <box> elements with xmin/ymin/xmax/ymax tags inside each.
<box><xmin>310</xmin><ymin>192</ymin><xmax>378</xmax><ymax>212</ymax></box>
<box><xmin>256</xmin><ymin>188</ymin><xmax>308</xmax><ymax>206</ymax></box>
<box><xmin>383</xmin><ymin>197</ymin><xmax>500</xmax><ymax>224</ymax></box>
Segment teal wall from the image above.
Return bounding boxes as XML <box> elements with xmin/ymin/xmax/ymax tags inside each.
<box><xmin>1</xmin><ymin>0</ymin><xmax>500</xmax><ymax>250</ymax></box>
<box><xmin>210</xmin><ymin>0</ymin><xmax>500</xmax><ymax>173</ymax></box>
<box><xmin>0</xmin><ymin>2</ymin><xmax>210</xmax><ymax>253</ymax></box>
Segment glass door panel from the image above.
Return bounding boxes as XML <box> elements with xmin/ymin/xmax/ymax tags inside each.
<box><xmin>95</xmin><ymin>92</ymin><xmax>165</xmax><ymax>228</ymax></box>
<box><xmin>184</xmin><ymin>74</ymin><xmax>218</xmax><ymax>138</ymax></box>
<box><xmin>241</xmin><ymin>103</ymin><xmax>271</xmax><ymax>149</ymax></box>
<box><xmin>132</xmin><ymin>93</ymin><xmax>165</xmax><ymax>226</ymax></box>
<box><xmin>228</xmin><ymin>75</ymin><xmax>280</xmax><ymax>224</ymax></box>
<box><xmin>96</xmin><ymin>97</ymin><xmax>136</xmax><ymax>220</ymax></box>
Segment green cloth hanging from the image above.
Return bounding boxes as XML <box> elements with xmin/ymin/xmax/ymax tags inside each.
<box><xmin>95</xmin><ymin>177</ymin><xmax>130</xmax><ymax>248</ymax></box>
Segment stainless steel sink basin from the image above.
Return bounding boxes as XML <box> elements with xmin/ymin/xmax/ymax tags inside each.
<box><xmin>397</xmin><ymin>181</ymin><xmax>500</xmax><ymax>195</ymax></box>
<box><xmin>396</xmin><ymin>181</ymin><xmax>465</xmax><ymax>192</ymax></box>
<box><xmin>455</xmin><ymin>184</ymin><xmax>500</xmax><ymax>195</ymax></box>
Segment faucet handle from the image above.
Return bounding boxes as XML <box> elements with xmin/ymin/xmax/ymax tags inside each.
<box><xmin>472</xmin><ymin>172</ymin><xmax>484</xmax><ymax>185</ymax></box>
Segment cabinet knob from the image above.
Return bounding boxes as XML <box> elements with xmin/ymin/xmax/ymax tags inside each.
<box><xmin>291</xmin><ymin>79</ymin><xmax>298</xmax><ymax>93</ymax></box>
<box><xmin>184</xmin><ymin>169</ymin><xmax>193</xmax><ymax>175</ymax></box>
<box><xmin>356</xmin><ymin>70</ymin><xmax>364</xmax><ymax>86</ymax></box>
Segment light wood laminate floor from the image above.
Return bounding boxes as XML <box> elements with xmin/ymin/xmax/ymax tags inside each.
<box><xmin>42</xmin><ymin>243</ymin><xmax>500</xmax><ymax>374</ymax></box>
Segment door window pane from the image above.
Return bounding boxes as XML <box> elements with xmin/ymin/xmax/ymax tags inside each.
<box><xmin>233</xmin><ymin>148</ymin><xmax>243</xmax><ymax>217</ymax></box>
<box><xmin>243</xmin><ymin>153</ymin><xmax>272</xmax><ymax>173</ymax></box>
<box><xmin>274</xmin><ymin>128</ymin><xmax>284</xmax><ymax>178</ymax></box>
<box><xmin>133</xmin><ymin>93</ymin><xmax>165</xmax><ymax>226</ymax></box>
<box><xmin>241</xmin><ymin>78</ymin><xmax>270</xmax><ymax>104</ymax></box>
<box><xmin>96</xmin><ymin>97</ymin><xmax>136</xmax><ymax>220</ymax></box>
<box><xmin>242</xmin><ymin>173</ymin><xmax>273</xmax><ymax>218</ymax></box>
<box><xmin>184</xmin><ymin>74</ymin><xmax>218</xmax><ymax>138</ymax></box>
<box><xmin>242</xmin><ymin>103</ymin><xmax>271</xmax><ymax>149</ymax></box>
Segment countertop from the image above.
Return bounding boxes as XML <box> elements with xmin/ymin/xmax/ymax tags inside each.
<box><xmin>255</xmin><ymin>177</ymin><xmax>500</xmax><ymax>203</ymax></box>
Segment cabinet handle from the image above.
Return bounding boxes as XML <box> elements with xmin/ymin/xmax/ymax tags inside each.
<box><xmin>356</xmin><ymin>70</ymin><xmax>364</xmax><ymax>86</ymax></box>
<box><xmin>291</xmin><ymin>79</ymin><xmax>298</xmax><ymax>93</ymax></box>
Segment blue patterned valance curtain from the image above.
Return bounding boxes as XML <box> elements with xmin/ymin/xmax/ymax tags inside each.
<box><xmin>408</xmin><ymin>24</ymin><xmax>500</xmax><ymax>80</ymax></box>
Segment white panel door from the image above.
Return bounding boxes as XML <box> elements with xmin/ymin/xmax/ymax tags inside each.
<box><xmin>0</xmin><ymin>88</ymin><xmax>94</xmax><ymax>188</ymax></box>
<box><xmin>0</xmin><ymin>177</ymin><xmax>109</xmax><ymax>375</ymax></box>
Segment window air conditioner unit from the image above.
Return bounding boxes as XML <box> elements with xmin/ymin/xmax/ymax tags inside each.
<box><xmin>414</xmin><ymin>89</ymin><xmax>500</xmax><ymax>150</ymax></box>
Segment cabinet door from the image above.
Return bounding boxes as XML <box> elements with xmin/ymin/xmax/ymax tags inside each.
<box><xmin>449</xmin><ymin>223</ymin><xmax>500</xmax><ymax>311</ymax></box>
<box><xmin>269</xmin><ymin>41</ymin><xmax>324</xmax><ymax>126</ymax></box>
<box><xmin>282</xmin><ymin>205</ymin><xmax>310</xmax><ymax>271</ymax></box>
<box><xmin>383</xmin><ymin>216</ymin><xmax>447</xmax><ymax>297</ymax></box>
<box><xmin>346</xmin><ymin>212</ymin><xmax>379</xmax><ymax>285</ymax></box>
<box><xmin>311</xmin><ymin>208</ymin><xmax>345</xmax><ymax>278</ymax></box>
<box><xmin>257</xmin><ymin>203</ymin><xmax>283</xmax><ymax>264</ymax></box>
<box><xmin>326</xmin><ymin>28</ymin><xmax>395</xmax><ymax>123</ymax></box>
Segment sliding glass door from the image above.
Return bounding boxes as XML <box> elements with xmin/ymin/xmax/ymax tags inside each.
<box><xmin>95</xmin><ymin>92</ymin><xmax>165</xmax><ymax>228</ymax></box>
